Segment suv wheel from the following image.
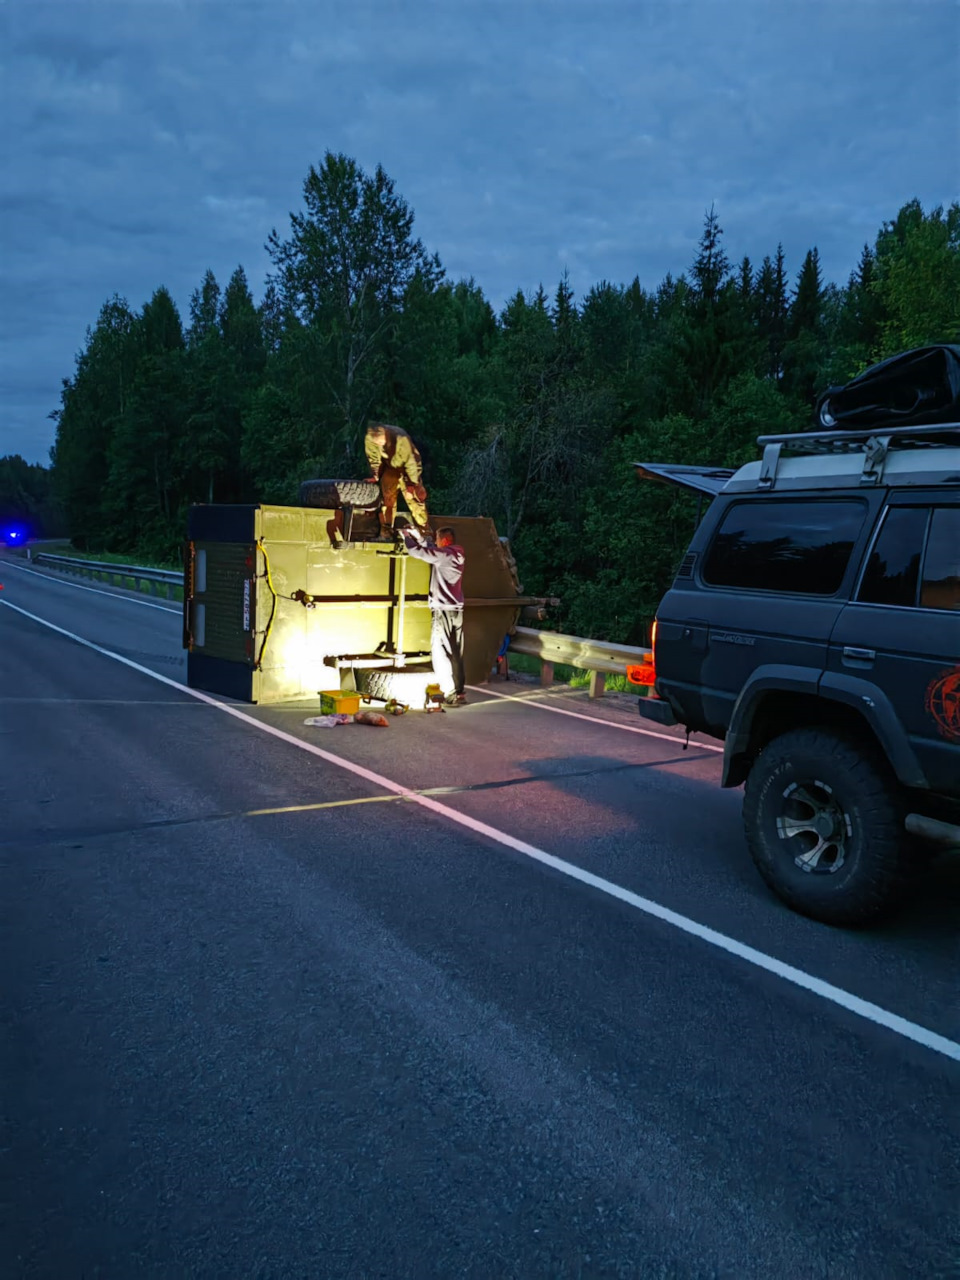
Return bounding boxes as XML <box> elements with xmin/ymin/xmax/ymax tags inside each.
<box><xmin>742</xmin><ymin>728</ymin><xmax>907</xmax><ymax>926</ymax></box>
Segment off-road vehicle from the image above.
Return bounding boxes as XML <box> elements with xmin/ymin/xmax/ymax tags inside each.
<box><xmin>636</xmin><ymin>420</ymin><xmax>960</xmax><ymax>925</ymax></box>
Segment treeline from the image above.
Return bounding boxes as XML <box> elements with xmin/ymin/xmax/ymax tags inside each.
<box><xmin>0</xmin><ymin>454</ymin><xmax>64</xmax><ymax>539</ymax></box>
<box><xmin>47</xmin><ymin>152</ymin><xmax>960</xmax><ymax>641</ymax></box>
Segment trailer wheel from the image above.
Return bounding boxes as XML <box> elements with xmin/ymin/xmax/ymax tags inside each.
<box><xmin>299</xmin><ymin>479</ymin><xmax>381</xmax><ymax>509</ymax></box>
<box><xmin>359</xmin><ymin>666</ymin><xmax>436</xmax><ymax>706</ymax></box>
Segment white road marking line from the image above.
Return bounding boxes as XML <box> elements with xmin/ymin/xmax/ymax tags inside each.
<box><xmin>1</xmin><ymin>560</ymin><xmax>181</xmax><ymax>613</ymax></box>
<box><xmin>467</xmin><ymin>683</ymin><xmax>725</xmax><ymax>752</ymax></box>
<box><xmin>4</xmin><ymin>595</ymin><xmax>958</xmax><ymax>1066</ymax></box>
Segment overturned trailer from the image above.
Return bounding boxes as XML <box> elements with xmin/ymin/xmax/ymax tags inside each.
<box><xmin>183</xmin><ymin>486</ymin><xmax>549</xmax><ymax>705</ymax></box>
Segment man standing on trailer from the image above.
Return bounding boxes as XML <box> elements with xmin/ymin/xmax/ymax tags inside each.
<box><xmin>400</xmin><ymin>525</ymin><xmax>467</xmax><ymax>706</ymax></box>
<box><xmin>364</xmin><ymin>422</ymin><xmax>430</xmax><ymax>539</ymax></box>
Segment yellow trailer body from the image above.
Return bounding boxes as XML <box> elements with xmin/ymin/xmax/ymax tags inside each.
<box><xmin>183</xmin><ymin>503</ymin><xmax>528</xmax><ymax>705</ymax></box>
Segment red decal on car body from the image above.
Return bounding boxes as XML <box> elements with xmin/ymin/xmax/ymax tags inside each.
<box><xmin>924</xmin><ymin>667</ymin><xmax>960</xmax><ymax>742</ymax></box>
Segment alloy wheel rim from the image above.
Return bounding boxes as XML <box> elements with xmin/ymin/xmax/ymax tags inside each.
<box><xmin>775</xmin><ymin>779</ymin><xmax>852</xmax><ymax>874</ymax></box>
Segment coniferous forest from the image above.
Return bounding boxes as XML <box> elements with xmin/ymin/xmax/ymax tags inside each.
<box><xmin>9</xmin><ymin>153</ymin><xmax>960</xmax><ymax>643</ymax></box>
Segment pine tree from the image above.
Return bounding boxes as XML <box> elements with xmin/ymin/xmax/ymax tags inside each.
<box><xmin>782</xmin><ymin>248</ymin><xmax>825</xmax><ymax>408</ymax></box>
<box><xmin>105</xmin><ymin>287</ymin><xmax>188</xmax><ymax>553</ymax></box>
<box><xmin>738</xmin><ymin>256</ymin><xmax>754</xmax><ymax>299</ymax></box>
<box><xmin>684</xmin><ymin>207</ymin><xmax>740</xmax><ymax>414</ymax></box>
<box><xmin>691</xmin><ymin>205</ymin><xmax>730</xmax><ymax>308</ymax></box>
<box><xmin>552</xmin><ymin>269</ymin><xmax>576</xmax><ymax>334</ymax></box>
<box><xmin>52</xmin><ymin>296</ymin><xmax>137</xmax><ymax>548</ymax></box>
<box><xmin>754</xmin><ymin>245</ymin><xmax>789</xmax><ymax>381</ymax></box>
<box><xmin>188</xmin><ymin>269</ymin><xmax>221</xmax><ymax>346</ymax></box>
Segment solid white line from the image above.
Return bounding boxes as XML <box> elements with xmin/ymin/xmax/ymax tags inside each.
<box><xmin>1</xmin><ymin>560</ymin><xmax>181</xmax><ymax>613</ymax></box>
<box><xmin>4</xmin><ymin>595</ymin><xmax>959</xmax><ymax>1066</ymax></box>
<box><xmin>466</xmin><ymin>683</ymin><xmax>725</xmax><ymax>752</ymax></box>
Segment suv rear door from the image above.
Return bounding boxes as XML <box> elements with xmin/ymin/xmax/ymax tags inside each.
<box><xmin>657</xmin><ymin>495</ymin><xmax>877</xmax><ymax>735</ymax></box>
<box><xmin>826</xmin><ymin>491</ymin><xmax>960</xmax><ymax>795</ymax></box>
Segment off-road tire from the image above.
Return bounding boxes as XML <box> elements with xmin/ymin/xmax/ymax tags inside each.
<box><xmin>299</xmin><ymin>479</ymin><xmax>381</xmax><ymax>509</ymax></box>
<box><xmin>742</xmin><ymin>728</ymin><xmax>908</xmax><ymax>926</ymax></box>
<box><xmin>359</xmin><ymin>665</ymin><xmax>435</xmax><ymax>705</ymax></box>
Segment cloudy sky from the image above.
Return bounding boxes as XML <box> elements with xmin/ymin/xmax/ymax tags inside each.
<box><xmin>2</xmin><ymin>0</ymin><xmax>958</xmax><ymax>464</ymax></box>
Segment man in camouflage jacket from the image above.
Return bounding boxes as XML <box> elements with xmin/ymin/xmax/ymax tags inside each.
<box><xmin>364</xmin><ymin>422</ymin><xmax>430</xmax><ymax>538</ymax></box>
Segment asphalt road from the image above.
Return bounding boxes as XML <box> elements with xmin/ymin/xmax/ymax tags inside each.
<box><xmin>2</xmin><ymin>555</ymin><xmax>958</xmax><ymax>1279</ymax></box>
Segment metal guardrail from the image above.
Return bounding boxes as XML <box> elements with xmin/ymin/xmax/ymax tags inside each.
<box><xmin>27</xmin><ymin>552</ymin><xmax>648</xmax><ymax>698</ymax></box>
<box><xmin>29</xmin><ymin>552</ymin><xmax>181</xmax><ymax>600</ymax></box>
<box><xmin>508</xmin><ymin>626</ymin><xmax>652</xmax><ymax>698</ymax></box>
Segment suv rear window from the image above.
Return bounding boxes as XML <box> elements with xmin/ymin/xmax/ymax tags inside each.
<box><xmin>702</xmin><ymin>500</ymin><xmax>866</xmax><ymax>595</ymax></box>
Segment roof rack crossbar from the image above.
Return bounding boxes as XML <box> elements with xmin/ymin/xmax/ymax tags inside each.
<box><xmin>756</xmin><ymin>422</ymin><xmax>960</xmax><ymax>454</ymax></box>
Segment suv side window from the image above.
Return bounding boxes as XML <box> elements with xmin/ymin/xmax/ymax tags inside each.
<box><xmin>920</xmin><ymin>507</ymin><xmax>960</xmax><ymax>611</ymax></box>
<box><xmin>702</xmin><ymin>500</ymin><xmax>866</xmax><ymax>595</ymax></box>
<box><xmin>858</xmin><ymin>506</ymin><xmax>960</xmax><ymax>611</ymax></box>
<box><xmin>858</xmin><ymin>507</ymin><xmax>928</xmax><ymax>607</ymax></box>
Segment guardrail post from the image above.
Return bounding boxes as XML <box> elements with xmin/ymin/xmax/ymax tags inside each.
<box><xmin>589</xmin><ymin>671</ymin><xmax>606</xmax><ymax>699</ymax></box>
<box><xmin>540</xmin><ymin>660</ymin><xmax>554</xmax><ymax>686</ymax></box>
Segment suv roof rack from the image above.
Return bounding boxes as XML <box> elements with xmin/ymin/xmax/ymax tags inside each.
<box><xmin>753</xmin><ymin>422</ymin><xmax>960</xmax><ymax>489</ymax></box>
<box><xmin>756</xmin><ymin>421</ymin><xmax>960</xmax><ymax>453</ymax></box>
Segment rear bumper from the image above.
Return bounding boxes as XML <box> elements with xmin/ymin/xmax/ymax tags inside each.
<box><xmin>637</xmin><ymin>696</ymin><xmax>678</xmax><ymax>727</ymax></box>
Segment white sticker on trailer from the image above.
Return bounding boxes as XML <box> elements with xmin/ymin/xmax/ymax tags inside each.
<box><xmin>243</xmin><ymin>579</ymin><xmax>251</xmax><ymax>630</ymax></box>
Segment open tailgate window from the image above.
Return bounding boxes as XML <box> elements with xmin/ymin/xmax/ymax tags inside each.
<box><xmin>633</xmin><ymin>462</ymin><xmax>735</xmax><ymax>497</ymax></box>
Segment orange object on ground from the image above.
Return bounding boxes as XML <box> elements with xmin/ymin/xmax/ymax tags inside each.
<box><xmin>354</xmin><ymin>710</ymin><xmax>389</xmax><ymax>727</ymax></box>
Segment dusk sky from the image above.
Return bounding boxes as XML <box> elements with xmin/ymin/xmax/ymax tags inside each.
<box><xmin>2</xmin><ymin>1</ymin><xmax>958</xmax><ymax>465</ymax></box>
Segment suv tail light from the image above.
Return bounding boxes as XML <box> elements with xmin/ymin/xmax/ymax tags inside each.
<box><xmin>626</xmin><ymin>619</ymin><xmax>657</xmax><ymax>687</ymax></box>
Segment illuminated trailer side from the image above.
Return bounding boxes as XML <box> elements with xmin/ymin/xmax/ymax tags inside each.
<box><xmin>183</xmin><ymin>502</ymin><xmax>543</xmax><ymax>705</ymax></box>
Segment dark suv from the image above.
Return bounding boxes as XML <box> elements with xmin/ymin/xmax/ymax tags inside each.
<box><xmin>637</xmin><ymin>423</ymin><xmax>960</xmax><ymax>925</ymax></box>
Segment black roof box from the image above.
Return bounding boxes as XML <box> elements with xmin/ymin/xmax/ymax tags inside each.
<box><xmin>816</xmin><ymin>344</ymin><xmax>960</xmax><ymax>432</ymax></box>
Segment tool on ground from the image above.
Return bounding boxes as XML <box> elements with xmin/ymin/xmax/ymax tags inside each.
<box><xmin>424</xmin><ymin>682</ymin><xmax>446</xmax><ymax>713</ymax></box>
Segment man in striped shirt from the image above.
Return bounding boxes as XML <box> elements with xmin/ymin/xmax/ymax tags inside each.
<box><xmin>401</xmin><ymin>525</ymin><xmax>466</xmax><ymax>706</ymax></box>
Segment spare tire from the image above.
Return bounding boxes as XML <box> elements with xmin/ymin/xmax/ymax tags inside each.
<box><xmin>299</xmin><ymin>479</ymin><xmax>381</xmax><ymax>508</ymax></box>
<box><xmin>359</xmin><ymin>665</ymin><xmax>436</xmax><ymax>706</ymax></box>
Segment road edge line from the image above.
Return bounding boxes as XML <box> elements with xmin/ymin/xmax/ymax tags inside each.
<box><xmin>467</xmin><ymin>683</ymin><xmax>724</xmax><ymax>752</ymax></box>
